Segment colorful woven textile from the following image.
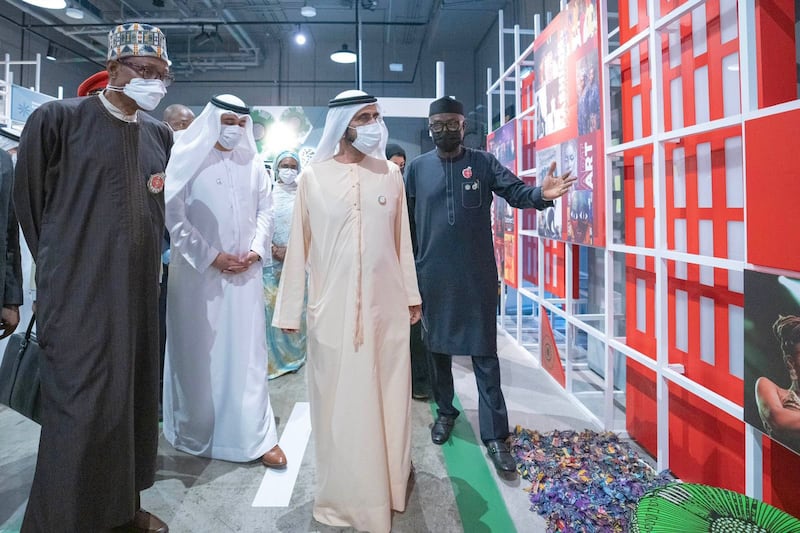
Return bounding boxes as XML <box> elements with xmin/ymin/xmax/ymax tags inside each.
<box><xmin>510</xmin><ymin>427</ymin><xmax>674</xmax><ymax>532</ymax></box>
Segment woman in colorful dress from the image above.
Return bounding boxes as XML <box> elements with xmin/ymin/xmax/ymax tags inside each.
<box><xmin>264</xmin><ymin>151</ymin><xmax>307</xmax><ymax>378</ymax></box>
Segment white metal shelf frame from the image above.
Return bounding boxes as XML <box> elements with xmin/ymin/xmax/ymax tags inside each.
<box><xmin>488</xmin><ymin>0</ymin><xmax>800</xmax><ymax>500</ymax></box>
<box><xmin>0</xmin><ymin>53</ymin><xmax>43</xmax><ymax>128</ymax></box>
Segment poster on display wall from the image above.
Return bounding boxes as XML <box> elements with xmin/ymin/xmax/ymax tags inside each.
<box><xmin>533</xmin><ymin>0</ymin><xmax>604</xmax><ymax>247</ymax></box>
<box><xmin>249</xmin><ymin>106</ymin><xmax>316</xmax><ymax>166</ymax></box>
<box><xmin>744</xmin><ymin>270</ymin><xmax>800</xmax><ymax>456</ymax></box>
<box><xmin>486</xmin><ymin>119</ymin><xmax>519</xmax><ymax>288</ymax></box>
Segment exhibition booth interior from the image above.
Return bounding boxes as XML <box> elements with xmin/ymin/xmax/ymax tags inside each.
<box><xmin>2</xmin><ymin>0</ymin><xmax>800</xmax><ymax>529</ymax></box>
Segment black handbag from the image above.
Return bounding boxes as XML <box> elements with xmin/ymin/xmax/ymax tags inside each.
<box><xmin>0</xmin><ymin>315</ymin><xmax>42</xmax><ymax>423</ymax></box>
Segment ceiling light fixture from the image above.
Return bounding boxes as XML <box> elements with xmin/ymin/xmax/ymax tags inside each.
<box><xmin>21</xmin><ymin>0</ymin><xmax>66</xmax><ymax>8</ymax></box>
<box><xmin>300</xmin><ymin>4</ymin><xmax>316</xmax><ymax>17</ymax></box>
<box><xmin>45</xmin><ymin>42</ymin><xmax>57</xmax><ymax>61</ymax></box>
<box><xmin>330</xmin><ymin>44</ymin><xmax>357</xmax><ymax>64</ymax></box>
<box><xmin>193</xmin><ymin>25</ymin><xmax>223</xmax><ymax>48</ymax></box>
<box><xmin>211</xmin><ymin>25</ymin><xmax>224</xmax><ymax>46</ymax></box>
<box><xmin>65</xmin><ymin>0</ymin><xmax>84</xmax><ymax>19</ymax></box>
<box><xmin>389</xmin><ymin>63</ymin><xmax>403</xmax><ymax>72</ymax></box>
<box><xmin>193</xmin><ymin>27</ymin><xmax>211</xmax><ymax>47</ymax></box>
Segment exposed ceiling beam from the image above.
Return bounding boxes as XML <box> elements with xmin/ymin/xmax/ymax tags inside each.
<box><xmin>24</xmin><ymin>21</ymin><xmax>428</xmax><ymax>28</ymax></box>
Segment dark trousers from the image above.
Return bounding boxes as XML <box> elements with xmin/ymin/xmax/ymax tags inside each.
<box><xmin>410</xmin><ymin>321</ymin><xmax>434</xmax><ymax>397</ymax></box>
<box><xmin>431</xmin><ymin>352</ymin><xmax>510</xmax><ymax>444</ymax></box>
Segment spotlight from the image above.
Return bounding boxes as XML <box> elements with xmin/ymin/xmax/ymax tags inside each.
<box><xmin>330</xmin><ymin>44</ymin><xmax>357</xmax><ymax>64</ymax></box>
<box><xmin>45</xmin><ymin>43</ymin><xmax>57</xmax><ymax>61</ymax></box>
<box><xmin>211</xmin><ymin>26</ymin><xmax>224</xmax><ymax>46</ymax></box>
<box><xmin>294</xmin><ymin>26</ymin><xmax>307</xmax><ymax>46</ymax></box>
<box><xmin>300</xmin><ymin>4</ymin><xmax>316</xmax><ymax>17</ymax></box>
<box><xmin>193</xmin><ymin>30</ymin><xmax>211</xmax><ymax>47</ymax></box>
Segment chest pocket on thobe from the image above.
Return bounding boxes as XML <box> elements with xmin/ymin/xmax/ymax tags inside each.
<box><xmin>462</xmin><ymin>180</ymin><xmax>481</xmax><ymax>208</ymax></box>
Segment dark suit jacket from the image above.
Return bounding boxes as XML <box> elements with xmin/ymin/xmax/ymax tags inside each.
<box><xmin>0</xmin><ymin>150</ymin><xmax>23</xmax><ymax>308</ymax></box>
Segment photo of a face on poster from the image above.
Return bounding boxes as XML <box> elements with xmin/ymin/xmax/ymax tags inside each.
<box><xmin>567</xmin><ymin>189</ymin><xmax>593</xmax><ymax>244</ymax></box>
<box><xmin>744</xmin><ymin>270</ymin><xmax>800</xmax><ymax>456</ymax></box>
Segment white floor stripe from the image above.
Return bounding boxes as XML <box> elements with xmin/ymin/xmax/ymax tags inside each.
<box><xmin>251</xmin><ymin>401</ymin><xmax>312</xmax><ymax>507</ymax></box>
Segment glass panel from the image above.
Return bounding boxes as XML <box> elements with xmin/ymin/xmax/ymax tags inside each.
<box><xmin>619</xmin><ymin>41</ymin><xmax>651</xmax><ymax>144</ymax></box>
<box><xmin>722</xmin><ymin>53</ymin><xmax>741</xmax><ymax>117</ymax></box>
<box><xmin>699</xmin><ymin>220</ymin><xmax>715</xmax><ymax>286</ymax></box>
<box><xmin>636</xmin><ymin>278</ymin><xmax>646</xmax><ymax>332</ymax></box>
<box><xmin>700</xmin><ymin>295</ymin><xmax>716</xmax><ymax>365</ymax></box>
<box><xmin>724</xmin><ymin>136</ymin><xmax>744</xmax><ymax>208</ymax></box>
<box><xmin>675</xmin><ymin>289</ymin><xmax>689</xmax><ymax>352</ymax></box>
<box><xmin>696</xmin><ymin>142</ymin><xmax>713</xmax><ymax>208</ymax></box>
<box><xmin>569</xmin><ymin>329</ymin><xmax>628</xmax><ymax>432</ymax></box>
<box><xmin>610</xmin><ymin>153</ymin><xmax>626</xmax><ymax>244</ymax></box>
<box><xmin>612</xmin><ymin>251</ymin><xmax>627</xmax><ymax>338</ymax></box>
<box><xmin>669</xmin><ymin>76</ymin><xmax>684</xmax><ymax>130</ymax></box>
<box><xmin>573</xmin><ymin>245</ymin><xmax>606</xmax><ymax>333</ymax></box>
<box><xmin>719</xmin><ymin>0</ymin><xmax>739</xmax><ymax>44</ymax></box>
<box><xmin>727</xmin><ymin>220</ymin><xmax>745</xmax><ymax>261</ymax></box>
<box><xmin>693</xmin><ymin>65</ymin><xmax>710</xmax><ymax>124</ymax></box>
<box><xmin>672</xmin><ymin>146</ymin><xmax>686</xmax><ymax>208</ymax></box>
<box><xmin>608</xmin><ymin>62</ymin><xmax>623</xmax><ymax>145</ymax></box>
<box><xmin>610</xmin><ymin>348</ymin><xmax>627</xmax><ymax>432</ymax></box>
<box><xmin>728</xmin><ymin>304</ymin><xmax>744</xmax><ymax>378</ymax></box>
<box><xmin>728</xmin><ymin>269</ymin><xmax>743</xmax><ymax>293</ymax></box>
<box><xmin>691</xmin><ymin>3</ymin><xmax>708</xmax><ymax>57</ymax></box>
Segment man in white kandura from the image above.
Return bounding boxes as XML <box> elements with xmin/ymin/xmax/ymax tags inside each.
<box><xmin>273</xmin><ymin>89</ymin><xmax>421</xmax><ymax>533</ymax></box>
<box><xmin>162</xmin><ymin>94</ymin><xmax>286</xmax><ymax>469</ymax></box>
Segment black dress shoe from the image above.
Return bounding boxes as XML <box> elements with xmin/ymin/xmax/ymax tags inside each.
<box><xmin>431</xmin><ymin>415</ymin><xmax>455</xmax><ymax>445</ymax></box>
<box><xmin>113</xmin><ymin>509</ymin><xmax>169</xmax><ymax>532</ymax></box>
<box><xmin>486</xmin><ymin>440</ymin><xmax>516</xmax><ymax>473</ymax></box>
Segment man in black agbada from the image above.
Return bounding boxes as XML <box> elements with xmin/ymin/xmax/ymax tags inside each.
<box><xmin>0</xmin><ymin>149</ymin><xmax>22</xmax><ymax>340</ymax></box>
<box><xmin>14</xmin><ymin>22</ymin><xmax>172</xmax><ymax>532</ymax></box>
<box><xmin>405</xmin><ymin>96</ymin><xmax>576</xmax><ymax>474</ymax></box>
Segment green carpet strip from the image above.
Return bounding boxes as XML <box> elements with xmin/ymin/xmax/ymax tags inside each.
<box><xmin>430</xmin><ymin>396</ymin><xmax>517</xmax><ymax>533</ymax></box>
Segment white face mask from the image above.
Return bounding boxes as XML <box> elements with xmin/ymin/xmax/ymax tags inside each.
<box><xmin>107</xmin><ymin>78</ymin><xmax>167</xmax><ymax>111</ymax></box>
<box><xmin>349</xmin><ymin>121</ymin><xmax>383</xmax><ymax>155</ymax></box>
<box><xmin>278</xmin><ymin>168</ymin><xmax>298</xmax><ymax>184</ymax></box>
<box><xmin>217</xmin><ymin>125</ymin><xmax>244</xmax><ymax>150</ymax></box>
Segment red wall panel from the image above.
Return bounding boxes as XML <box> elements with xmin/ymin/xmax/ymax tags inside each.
<box><xmin>745</xmin><ymin>108</ymin><xmax>800</xmax><ymax>272</ymax></box>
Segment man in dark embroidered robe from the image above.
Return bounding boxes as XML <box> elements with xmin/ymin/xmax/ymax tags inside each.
<box><xmin>14</xmin><ymin>22</ymin><xmax>173</xmax><ymax>532</ymax></box>
<box><xmin>405</xmin><ymin>96</ymin><xmax>576</xmax><ymax>475</ymax></box>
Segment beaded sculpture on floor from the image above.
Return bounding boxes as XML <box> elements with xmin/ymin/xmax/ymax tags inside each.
<box><xmin>510</xmin><ymin>427</ymin><xmax>674</xmax><ymax>532</ymax></box>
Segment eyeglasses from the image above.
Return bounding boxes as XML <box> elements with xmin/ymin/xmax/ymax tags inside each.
<box><xmin>429</xmin><ymin>120</ymin><xmax>463</xmax><ymax>133</ymax></box>
<box><xmin>118</xmin><ymin>59</ymin><xmax>174</xmax><ymax>87</ymax></box>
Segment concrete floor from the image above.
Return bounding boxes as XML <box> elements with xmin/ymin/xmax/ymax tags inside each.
<box><xmin>0</xmin><ymin>328</ymin><xmax>601</xmax><ymax>533</ymax></box>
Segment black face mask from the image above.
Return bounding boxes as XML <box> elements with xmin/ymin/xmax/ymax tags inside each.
<box><xmin>432</xmin><ymin>131</ymin><xmax>463</xmax><ymax>152</ymax></box>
